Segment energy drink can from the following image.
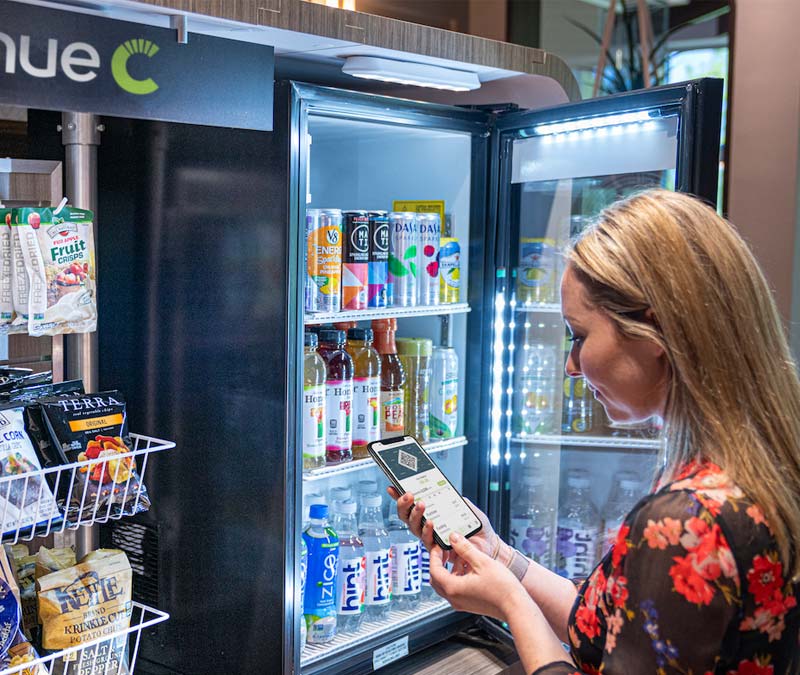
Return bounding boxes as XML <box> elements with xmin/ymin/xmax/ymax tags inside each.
<box><xmin>368</xmin><ymin>211</ymin><xmax>389</xmax><ymax>308</ymax></box>
<box><xmin>388</xmin><ymin>212</ymin><xmax>418</xmax><ymax>307</ymax></box>
<box><xmin>342</xmin><ymin>211</ymin><xmax>370</xmax><ymax>311</ymax></box>
<box><xmin>439</xmin><ymin>237</ymin><xmax>460</xmax><ymax>304</ymax></box>
<box><xmin>417</xmin><ymin>213</ymin><xmax>441</xmax><ymax>306</ymax></box>
<box><xmin>305</xmin><ymin>208</ymin><xmax>343</xmax><ymax>313</ymax></box>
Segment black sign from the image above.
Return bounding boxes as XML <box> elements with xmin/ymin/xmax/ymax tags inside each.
<box><xmin>0</xmin><ymin>2</ymin><xmax>274</xmax><ymax>130</ymax></box>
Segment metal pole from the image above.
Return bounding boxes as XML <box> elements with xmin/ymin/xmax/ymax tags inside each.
<box><xmin>61</xmin><ymin>111</ymin><xmax>101</xmax><ymax>557</ymax></box>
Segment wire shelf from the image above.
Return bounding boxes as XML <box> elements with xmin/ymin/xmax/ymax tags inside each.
<box><xmin>0</xmin><ymin>433</ymin><xmax>174</xmax><ymax>545</ymax></box>
<box><xmin>511</xmin><ymin>434</ymin><xmax>661</xmax><ymax>450</ymax></box>
<box><xmin>301</xmin><ymin>597</ymin><xmax>450</xmax><ymax>669</ymax></box>
<box><xmin>514</xmin><ymin>302</ymin><xmax>561</xmax><ymax>314</ymax></box>
<box><xmin>304</xmin><ymin>303</ymin><xmax>470</xmax><ymax>325</ymax></box>
<box><xmin>302</xmin><ymin>436</ymin><xmax>468</xmax><ymax>481</ymax></box>
<box><xmin>0</xmin><ymin>601</ymin><xmax>169</xmax><ymax>675</ymax></box>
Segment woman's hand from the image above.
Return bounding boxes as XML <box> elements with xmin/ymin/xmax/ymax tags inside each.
<box><xmin>428</xmin><ymin>531</ymin><xmax>530</xmax><ymax>622</ymax></box>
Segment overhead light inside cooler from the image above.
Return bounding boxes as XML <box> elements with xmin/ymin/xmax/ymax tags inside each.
<box><xmin>341</xmin><ymin>56</ymin><xmax>481</xmax><ymax>92</ymax></box>
<box><xmin>532</xmin><ymin>110</ymin><xmax>654</xmax><ymax>136</ymax></box>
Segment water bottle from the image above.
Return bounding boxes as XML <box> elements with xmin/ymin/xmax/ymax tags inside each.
<box><xmin>391</xmin><ymin>520</ymin><xmax>421</xmax><ymax>611</ymax></box>
<box><xmin>601</xmin><ymin>473</ymin><xmax>642</xmax><ymax>556</ymax></box>
<box><xmin>515</xmin><ymin>325</ymin><xmax>559</xmax><ymax>435</ymax></box>
<box><xmin>420</xmin><ymin>546</ymin><xmax>433</xmax><ymax>600</ymax></box>
<box><xmin>332</xmin><ymin>499</ymin><xmax>366</xmax><ymax>634</ymax></box>
<box><xmin>354</xmin><ymin>479</ymin><xmax>379</xmax><ymax>529</ymax></box>
<box><xmin>303</xmin><ymin>504</ymin><xmax>339</xmax><ymax>643</ymax></box>
<box><xmin>329</xmin><ymin>486</ymin><xmax>352</xmax><ymax>512</ymax></box>
<box><xmin>302</xmin><ymin>492</ymin><xmax>326</xmax><ymax>530</ymax></box>
<box><xmin>509</xmin><ymin>468</ymin><xmax>555</xmax><ymax>568</ymax></box>
<box><xmin>359</xmin><ymin>494</ymin><xmax>392</xmax><ymax>621</ymax></box>
<box><xmin>556</xmin><ymin>470</ymin><xmax>601</xmax><ymax>579</ymax></box>
<box><xmin>300</xmin><ymin>535</ymin><xmax>308</xmax><ymax>650</ymax></box>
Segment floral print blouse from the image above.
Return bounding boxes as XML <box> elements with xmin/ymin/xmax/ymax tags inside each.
<box><xmin>534</xmin><ymin>461</ymin><xmax>800</xmax><ymax>675</ymax></box>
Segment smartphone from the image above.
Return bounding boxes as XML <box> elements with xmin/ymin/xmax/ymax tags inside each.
<box><xmin>368</xmin><ymin>435</ymin><xmax>482</xmax><ymax>549</ymax></box>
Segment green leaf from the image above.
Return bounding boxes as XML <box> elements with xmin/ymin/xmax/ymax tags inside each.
<box><xmin>404</xmin><ymin>245</ymin><xmax>417</xmax><ymax>261</ymax></box>
<box><xmin>409</xmin><ymin>261</ymin><xmax>417</xmax><ymax>277</ymax></box>
<box><xmin>389</xmin><ymin>255</ymin><xmax>408</xmax><ymax>277</ymax></box>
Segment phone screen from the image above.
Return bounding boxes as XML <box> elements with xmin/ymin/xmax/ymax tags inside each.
<box><xmin>371</xmin><ymin>437</ymin><xmax>481</xmax><ymax>547</ymax></box>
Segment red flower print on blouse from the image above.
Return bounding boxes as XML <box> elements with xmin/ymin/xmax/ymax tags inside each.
<box><xmin>727</xmin><ymin>658</ymin><xmax>774</xmax><ymax>675</ymax></box>
<box><xmin>747</xmin><ymin>555</ymin><xmax>784</xmax><ymax>606</ymax></box>
<box><xmin>606</xmin><ymin>574</ymin><xmax>629</xmax><ymax>609</ymax></box>
<box><xmin>669</xmin><ymin>554</ymin><xmax>716</xmax><ymax>605</ymax></box>
<box><xmin>575</xmin><ymin>604</ymin><xmax>601</xmax><ymax>640</ymax></box>
<box><xmin>611</xmin><ymin>524</ymin><xmax>630</xmax><ymax>568</ymax></box>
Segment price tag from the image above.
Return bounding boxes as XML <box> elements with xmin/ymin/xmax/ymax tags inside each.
<box><xmin>372</xmin><ymin>636</ymin><xmax>409</xmax><ymax>670</ymax></box>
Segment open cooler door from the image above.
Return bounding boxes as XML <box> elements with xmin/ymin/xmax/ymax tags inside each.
<box><xmin>487</xmin><ymin>80</ymin><xmax>722</xmax><ymax>587</ymax></box>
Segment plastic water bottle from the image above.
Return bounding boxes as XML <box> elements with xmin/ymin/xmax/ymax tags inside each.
<box><xmin>332</xmin><ymin>499</ymin><xmax>365</xmax><ymax>634</ymax></box>
<box><xmin>391</xmin><ymin>521</ymin><xmax>421</xmax><ymax>611</ymax></box>
<box><xmin>359</xmin><ymin>494</ymin><xmax>392</xmax><ymax>621</ymax></box>
<box><xmin>329</xmin><ymin>486</ymin><xmax>352</xmax><ymax>511</ymax></box>
<box><xmin>515</xmin><ymin>326</ymin><xmax>559</xmax><ymax>435</ymax></box>
<box><xmin>509</xmin><ymin>468</ymin><xmax>555</xmax><ymax>568</ymax></box>
<box><xmin>302</xmin><ymin>492</ymin><xmax>326</xmax><ymax>530</ymax></box>
<box><xmin>420</xmin><ymin>547</ymin><xmax>433</xmax><ymax>600</ymax></box>
<box><xmin>303</xmin><ymin>504</ymin><xmax>340</xmax><ymax>643</ymax></box>
<box><xmin>556</xmin><ymin>470</ymin><xmax>600</xmax><ymax>579</ymax></box>
<box><xmin>300</xmin><ymin>535</ymin><xmax>308</xmax><ymax>650</ymax></box>
<box><xmin>601</xmin><ymin>473</ymin><xmax>642</xmax><ymax>556</ymax></box>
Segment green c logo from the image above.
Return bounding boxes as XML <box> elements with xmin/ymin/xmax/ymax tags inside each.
<box><xmin>111</xmin><ymin>39</ymin><xmax>160</xmax><ymax>95</ymax></box>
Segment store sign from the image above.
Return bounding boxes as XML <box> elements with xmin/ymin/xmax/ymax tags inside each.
<box><xmin>0</xmin><ymin>2</ymin><xmax>274</xmax><ymax>130</ymax></box>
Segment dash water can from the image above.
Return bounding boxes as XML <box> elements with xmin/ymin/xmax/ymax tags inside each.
<box><xmin>305</xmin><ymin>208</ymin><xmax>343</xmax><ymax>313</ymax></box>
<box><xmin>388</xmin><ymin>212</ymin><xmax>418</xmax><ymax>307</ymax></box>
<box><xmin>368</xmin><ymin>211</ymin><xmax>389</xmax><ymax>308</ymax></box>
<box><xmin>439</xmin><ymin>237</ymin><xmax>460</xmax><ymax>304</ymax></box>
<box><xmin>417</xmin><ymin>213</ymin><xmax>441</xmax><ymax>306</ymax></box>
<box><xmin>342</xmin><ymin>211</ymin><xmax>369</xmax><ymax>310</ymax></box>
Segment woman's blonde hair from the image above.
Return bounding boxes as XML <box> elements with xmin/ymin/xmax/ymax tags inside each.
<box><xmin>568</xmin><ymin>188</ymin><xmax>800</xmax><ymax>578</ymax></box>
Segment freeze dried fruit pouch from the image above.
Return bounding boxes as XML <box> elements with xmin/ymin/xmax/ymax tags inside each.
<box><xmin>0</xmin><ymin>209</ymin><xmax>12</xmax><ymax>328</ymax></box>
<box><xmin>10</xmin><ymin>223</ymin><xmax>29</xmax><ymax>330</ymax></box>
<box><xmin>40</xmin><ymin>392</ymin><xmax>150</xmax><ymax>521</ymax></box>
<box><xmin>37</xmin><ymin>549</ymin><xmax>132</xmax><ymax>653</ymax></box>
<box><xmin>14</xmin><ymin>207</ymin><xmax>96</xmax><ymax>337</ymax></box>
<box><xmin>0</xmin><ymin>406</ymin><xmax>61</xmax><ymax>538</ymax></box>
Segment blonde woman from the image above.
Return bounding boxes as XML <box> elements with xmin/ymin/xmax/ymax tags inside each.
<box><xmin>391</xmin><ymin>189</ymin><xmax>800</xmax><ymax>675</ymax></box>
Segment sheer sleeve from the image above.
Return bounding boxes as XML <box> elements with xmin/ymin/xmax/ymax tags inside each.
<box><xmin>530</xmin><ymin>662</ymin><xmax>583</xmax><ymax>675</ymax></box>
<box><xmin>576</xmin><ymin>490</ymin><xmax>741</xmax><ymax>673</ymax></box>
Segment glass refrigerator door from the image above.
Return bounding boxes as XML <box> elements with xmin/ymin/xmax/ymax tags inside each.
<box><xmin>492</xmin><ymin>80</ymin><xmax>722</xmax><ymax>580</ymax></box>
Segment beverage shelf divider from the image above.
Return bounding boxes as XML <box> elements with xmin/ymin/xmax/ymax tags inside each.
<box><xmin>304</xmin><ymin>303</ymin><xmax>470</xmax><ymax>325</ymax></box>
<box><xmin>511</xmin><ymin>434</ymin><xmax>661</xmax><ymax>450</ymax></box>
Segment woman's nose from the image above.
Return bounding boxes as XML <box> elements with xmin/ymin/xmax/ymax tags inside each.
<box><xmin>565</xmin><ymin>347</ymin><xmax>581</xmax><ymax>378</ymax></box>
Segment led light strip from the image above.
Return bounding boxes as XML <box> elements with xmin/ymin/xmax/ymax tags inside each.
<box><xmin>533</xmin><ymin>110</ymin><xmax>654</xmax><ymax>136</ymax></box>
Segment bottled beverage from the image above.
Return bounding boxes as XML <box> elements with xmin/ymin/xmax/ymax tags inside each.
<box><xmin>332</xmin><ymin>499</ymin><xmax>366</xmax><ymax>634</ymax></box>
<box><xmin>429</xmin><ymin>346</ymin><xmax>459</xmax><ymax>439</ymax></box>
<box><xmin>416</xmin><ymin>213</ymin><xmax>441</xmax><ymax>306</ymax></box>
<box><xmin>305</xmin><ymin>208</ymin><xmax>343</xmax><ymax>313</ymax></box>
<box><xmin>420</xmin><ymin>547</ymin><xmax>433</xmax><ymax>600</ymax></box>
<box><xmin>391</xmin><ymin>521</ymin><xmax>422</xmax><ymax>611</ymax></box>
<box><xmin>303</xmin><ymin>332</ymin><xmax>326</xmax><ymax>471</ymax></box>
<box><xmin>303</xmin><ymin>504</ymin><xmax>340</xmax><ymax>643</ymax></box>
<box><xmin>355</xmin><ymin>479</ymin><xmax>379</xmax><ymax>530</ymax></box>
<box><xmin>372</xmin><ymin>319</ymin><xmax>406</xmax><ymax>438</ymax></box>
<box><xmin>342</xmin><ymin>211</ymin><xmax>370</xmax><ymax>310</ymax></box>
<box><xmin>345</xmin><ymin>328</ymin><xmax>381</xmax><ymax>460</ymax></box>
<box><xmin>368</xmin><ymin>211</ymin><xmax>389</xmax><ymax>308</ymax></box>
<box><xmin>509</xmin><ymin>468</ymin><xmax>555</xmax><ymax>568</ymax></box>
<box><xmin>359</xmin><ymin>494</ymin><xmax>392</xmax><ymax>621</ymax></box>
<box><xmin>388</xmin><ymin>212</ymin><xmax>418</xmax><ymax>307</ymax></box>
<box><xmin>328</xmin><ymin>486</ymin><xmax>352</xmax><ymax>511</ymax></box>
<box><xmin>556</xmin><ymin>470</ymin><xmax>601</xmax><ymax>579</ymax></box>
<box><xmin>515</xmin><ymin>323</ymin><xmax>559</xmax><ymax>435</ymax></box>
<box><xmin>396</xmin><ymin>338</ymin><xmax>432</xmax><ymax>443</ymax></box>
<box><xmin>600</xmin><ymin>474</ymin><xmax>642</xmax><ymax>556</ymax></box>
<box><xmin>318</xmin><ymin>329</ymin><xmax>354</xmax><ymax>464</ymax></box>
<box><xmin>300</xmin><ymin>535</ymin><xmax>308</xmax><ymax>650</ymax></box>
<box><xmin>439</xmin><ymin>237</ymin><xmax>460</xmax><ymax>304</ymax></box>
<box><xmin>562</xmin><ymin>336</ymin><xmax>593</xmax><ymax>434</ymax></box>
<box><xmin>302</xmin><ymin>492</ymin><xmax>326</xmax><ymax>530</ymax></box>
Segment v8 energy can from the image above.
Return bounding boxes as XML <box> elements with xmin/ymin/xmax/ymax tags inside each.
<box><xmin>306</xmin><ymin>209</ymin><xmax>343</xmax><ymax>313</ymax></box>
<box><xmin>388</xmin><ymin>212</ymin><xmax>418</xmax><ymax>307</ymax></box>
<box><xmin>439</xmin><ymin>237</ymin><xmax>460</xmax><ymax>304</ymax></box>
<box><xmin>342</xmin><ymin>211</ymin><xmax>369</xmax><ymax>311</ymax></box>
<box><xmin>368</xmin><ymin>211</ymin><xmax>389</xmax><ymax>308</ymax></box>
<box><xmin>417</xmin><ymin>213</ymin><xmax>441</xmax><ymax>306</ymax></box>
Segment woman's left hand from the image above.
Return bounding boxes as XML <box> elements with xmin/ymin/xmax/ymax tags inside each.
<box><xmin>428</xmin><ymin>530</ymin><xmax>528</xmax><ymax>622</ymax></box>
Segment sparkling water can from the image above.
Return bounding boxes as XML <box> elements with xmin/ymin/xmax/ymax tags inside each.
<box><xmin>417</xmin><ymin>213</ymin><xmax>441</xmax><ymax>306</ymax></box>
<box><xmin>388</xmin><ymin>212</ymin><xmax>418</xmax><ymax>307</ymax></box>
<box><xmin>439</xmin><ymin>237</ymin><xmax>460</xmax><ymax>304</ymax></box>
<box><xmin>368</xmin><ymin>211</ymin><xmax>389</xmax><ymax>308</ymax></box>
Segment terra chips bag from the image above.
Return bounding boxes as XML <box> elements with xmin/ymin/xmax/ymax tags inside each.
<box><xmin>39</xmin><ymin>392</ymin><xmax>150</xmax><ymax>522</ymax></box>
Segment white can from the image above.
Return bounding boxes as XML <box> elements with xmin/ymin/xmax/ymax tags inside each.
<box><xmin>388</xmin><ymin>212</ymin><xmax>418</xmax><ymax>307</ymax></box>
<box><xmin>417</xmin><ymin>213</ymin><xmax>441</xmax><ymax>306</ymax></box>
<box><xmin>429</xmin><ymin>346</ymin><xmax>459</xmax><ymax>439</ymax></box>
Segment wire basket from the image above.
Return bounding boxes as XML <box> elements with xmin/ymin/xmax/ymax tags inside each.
<box><xmin>0</xmin><ymin>601</ymin><xmax>169</xmax><ymax>675</ymax></box>
<box><xmin>0</xmin><ymin>434</ymin><xmax>174</xmax><ymax>545</ymax></box>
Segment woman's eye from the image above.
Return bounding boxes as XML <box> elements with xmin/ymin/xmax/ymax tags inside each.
<box><xmin>568</xmin><ymin>335</ymin><xmax>584</xmax><ymax>345</ymax></box>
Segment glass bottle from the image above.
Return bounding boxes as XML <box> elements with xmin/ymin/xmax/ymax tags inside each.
<box><xmin>371</xmin><ymin>318</ymin><xmax>406</xmax><ymax>438</ymax></box>
<box><xmin>303</xmin><ymin>332</ymin><xmax>326</xmax><ymax>470</ymax></box>
<box><xmin>345</xmin><ymin>328</ymin><xmax>382</xmax><ymax>459</ymax></box>
<box><xmin>396</xmin><ymin>337</ymin><xmax>433</xmax><ymax>443</ymax></box>
<box><xmin>318</xmin><ymin>329</ymin><xmax>354</xmax><ymax>464</ymax></box>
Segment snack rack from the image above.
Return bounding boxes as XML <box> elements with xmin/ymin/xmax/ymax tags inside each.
<box><xmin>0</xmin><ymin>433</ymin><xmax>174</xmax><ymax>675</ymax></box>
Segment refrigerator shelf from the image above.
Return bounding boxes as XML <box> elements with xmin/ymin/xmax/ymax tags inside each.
<box><xmin>300</xmin><ymin>597</ymin><xmax>450</xmax><ymax>669</ymax></box>
<box><xmin>514</xmin><ymin>302</ymin><xmax>561</xmax><ymax>314</ymax></box>
<box><xmin>511</xmin><ymin>434</ymin><xmax>661</xmax><ymax>450</ymax></box>
<box><xmin>304</xmin><ymin>303</ymin><xmax>471</xmax><ymax>325</ymax></box>
<box><xmin>0</xmin><ymin>601</ymin><xmax>169</xmax><ymax>675</ymax></box>
<box><xmin>302</xmin><ymin>436</ymin><xmax>468</xmax><ymax>481</ymax></box>
<box><xmin>0</xmin><ymin>433</ymin><xmax>174</xmax><ymax>545</ymax></box>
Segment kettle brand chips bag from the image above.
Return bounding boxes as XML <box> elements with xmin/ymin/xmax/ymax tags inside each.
<box><xmin>40</xmin><ymin>392</ymin><xmax>150</xmax><ymax>521</ymax></box>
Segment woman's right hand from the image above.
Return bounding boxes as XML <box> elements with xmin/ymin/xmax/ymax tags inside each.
<box><xmin>387</xmin><ymin>486</ymin><xmax>501</xmax><ymax>565</ymax></box>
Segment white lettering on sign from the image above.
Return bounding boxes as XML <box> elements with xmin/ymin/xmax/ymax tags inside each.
<box><xmin>0</xmin><ymin>32</ymin><xmax>100</xmax><ymax>82</ymax></box>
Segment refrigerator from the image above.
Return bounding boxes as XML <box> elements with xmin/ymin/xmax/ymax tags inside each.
<box><xmin>87</xmin><ymin>77</ymin><xmax>722</xmax><ymax>674</ymax></box>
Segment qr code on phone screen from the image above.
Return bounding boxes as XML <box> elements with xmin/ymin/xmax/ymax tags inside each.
<box><xmin>398</xmin><ymin>450</ymin><xmax>418</xmax><ymax>472</ymax></box>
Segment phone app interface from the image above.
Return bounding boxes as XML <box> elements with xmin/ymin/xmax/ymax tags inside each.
<box><xmin>376</xmin><ymin>441</ymin><xmax>480</xmax><ymax>545</ymax></box>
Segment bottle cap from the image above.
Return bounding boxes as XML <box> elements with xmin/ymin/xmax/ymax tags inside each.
<box><xmin>567</xmin><ymin>476</ymin><xmax>591</xmax><ymax>489</ymax></box>
<box><xmin>620</xmin><ymin>479</ymin><xmax>641</xmax><ymax>491</ymax></box>
<box><xmin>348</xmin><ymin>328</ymin><xmax>374</xmax><ymax>342</ymax></box>
<box><xmin>309</xmin><ymin>503</ymin><xmax>329</xmax><ymax>519</ymax></box>
<box><xmin>357</xmin><ymin>480</ymin><xmax>378</xmax><ymax>494</ymax></box>
<box><xmin>330</xmin><ymin>487</ymin><xmax>352</xmax><ymax>503</ymax></box>
<box><xmin>336</xmin><ymin>498</ymin><xmax>358</xmax><ymax>515</ymax></box>
<box><xmin>318</xmin><ymin>329</ymin><xmax>346</xmax><ymax>346</ymax></box>
<box><xmin>396</xmin><ymin>337</ymin><xmax>433</xmax><ymax>357</ymax></box>
<box><xmin>304</xmin><ymin>332</ymin><xmax>318</xmax><ymax>349</ymax></box>
<box><xmin>362</xmin><ymin>493</ymin><xmax>382</xmax><ymax>508</ymax></box>
<box><xmin>305</xmin><ymin>492</ymin><xmax>326</xmax><ymax>506</ymax></box>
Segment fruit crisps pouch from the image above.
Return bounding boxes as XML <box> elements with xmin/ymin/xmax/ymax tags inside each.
<box><xmin>10</xmin><ymin>224</ymin><xmax>29</xmax><ymax>331</ymax></box>
<box><xmin>14</xmin><ymin>207</ymin><xmax>96</xmax><ymax>337</ymax></box>
<box><xmin>39</xmin><ymin>392</ymin><xmax>150</xmax><ymax>521</ymax></box>
<box><xmin>0</xmin><ymin>406</ymin><xmax>61</xmax><ymax>538</ymax></box>
<box><xmin>0</xmin><ymin>209</ymin><xmax>12</xmax><ymax>328</ymax></box>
